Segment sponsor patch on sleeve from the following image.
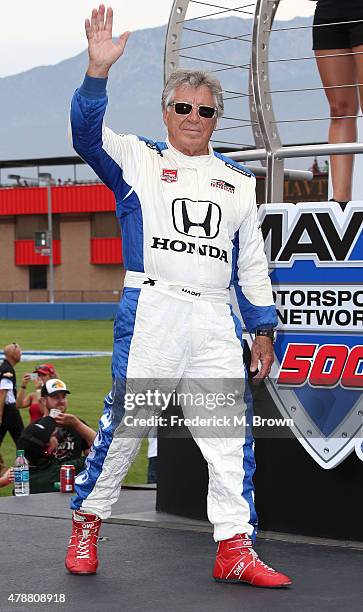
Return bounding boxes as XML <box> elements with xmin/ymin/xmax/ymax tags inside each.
<box><xmin>225</xmin><ymin>161</ymin><xmax>252</xmax><ymax>177</ymax></box>
<box><xmin>145</xmin><ymin>141</ymin><xmax>164</xmax><ymax>156</ymax></box>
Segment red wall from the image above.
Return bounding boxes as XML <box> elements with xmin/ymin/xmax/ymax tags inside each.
<box><xmin>0</xmin><ymin>184</ymin><xmax>115</xmax><ymax>215</ymax></box>
<box><xmin>3</xmin><ymin>185</ymin><xmax>123</xmax><ymax>266</ymax></box>
<box><xmin>15</xmin><ymin>238</ymin><xmax>123</xmax><ymax>265</ymax></box>
<box><xmin>15</xmin><ymin>240</ymin><xmax>61</xmax><ymax>265</ymax></box>
<box><xmin>91</xmin><ymin>238</ymin><xmax>122</xmax><ymax>264</ymax></box>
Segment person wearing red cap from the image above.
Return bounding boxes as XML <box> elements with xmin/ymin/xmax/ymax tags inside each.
<box><xmin>34</xmin><ymin>364</ymin><xmax>57</xmax><ymax>377</ymax></box>
<box><xmin>16</xmin><ymin>364</ymin><xmax>58</xmax><ymax>422</ymax></box>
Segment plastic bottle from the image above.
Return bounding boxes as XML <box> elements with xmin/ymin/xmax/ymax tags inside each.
<box><xmin>14</xmin><ymin>450</ymin><xmax>30</xmax><ymax>496</ymax></box>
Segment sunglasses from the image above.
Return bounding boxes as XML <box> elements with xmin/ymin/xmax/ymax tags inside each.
<box><xmin>169</xmin><ymin>101</ymin><xmax>217</xmax><ymax>119</ymax></box>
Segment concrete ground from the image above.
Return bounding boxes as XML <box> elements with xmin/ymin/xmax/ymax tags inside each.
<box><xmin>0</xmin><ymin>490</ymin><xmax>362</xmax><ymax>612</ymax></box>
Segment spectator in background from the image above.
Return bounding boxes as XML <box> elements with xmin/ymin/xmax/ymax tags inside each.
<box><xmin>0</xmin><ymin>343</ymin><xmax>24</xmax><ymax>448</ymax></box>
<box><xmin>16</xmin><ymin>363</ymin><xmax>57</xmax><ymax>422</ymax></box>
<box><xmin>0</xmin><ymin>466</ymin><xmax>14</xmax><ymax>488</ymax></box>
<box><xmin>147</xmin><ymin>429</ymin><xmax>157</xmax><ymax>484</ymax></box>
<box><xmin>310</xmin><ymin>157</ymin><xmax>321</xmax><ymax>174</ymax></box>
<box><xmin>313</xmin><ymin>0</ymin><xmax>363</xmax><ymax>208</ymax></box>
<box><xmin>0</xmin><ymin>451</ymin><xmax>7</xmax><ymax>477</ymax></box>
<box><xmin>17</xmin><ymin>378</ymin><xmax>96</xmax><ymax>494</ymax></box>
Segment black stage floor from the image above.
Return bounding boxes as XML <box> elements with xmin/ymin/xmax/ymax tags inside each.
<box><xmin>0</xmin><ymin>490</ymin><xmax>362</xmax><ymax>612</ymax></box>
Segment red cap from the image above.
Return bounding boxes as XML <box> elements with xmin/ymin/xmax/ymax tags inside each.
<box><xmin>33</xmin><ymin>364</ymin><xmax>56</xmax><ymax>376</ymax></box>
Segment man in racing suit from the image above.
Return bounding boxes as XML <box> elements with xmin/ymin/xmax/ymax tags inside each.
<box><xmin>65</xmin><ymin>4</ymin><xmax>291</xmax><ymax>588</ymax></box>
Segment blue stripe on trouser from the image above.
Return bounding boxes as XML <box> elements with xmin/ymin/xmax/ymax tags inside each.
<box><xmin>242</xmin><ymin>380</ymin><xmax>258</xmax><ymax>540</ymax></box>
<box><xmin>230</xmin><ymin>306</ymin><xmax>258</xmax><ymax>540</ymax></box>
<box><xmin>70</xmin><ymin>287</ymin><xmax>140</xmax><ymax>510</ymax></box>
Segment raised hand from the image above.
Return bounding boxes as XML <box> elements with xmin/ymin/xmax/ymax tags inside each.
<box><xmin>86</xmin><ymin>4</ymin><xmax>130</xmax><ymax>78</ymax></box>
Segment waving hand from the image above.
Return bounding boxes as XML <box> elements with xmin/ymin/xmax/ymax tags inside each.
<box><xmin>86</xmin><ymin>4</ymin><xmax>130</xmax><ymax>78</ymax></box>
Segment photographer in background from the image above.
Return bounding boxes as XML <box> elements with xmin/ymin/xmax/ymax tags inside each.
<box><xmin>16</xmin><ymin>363</ymin><xmax>58</xmax><ymax>422</ymax></box>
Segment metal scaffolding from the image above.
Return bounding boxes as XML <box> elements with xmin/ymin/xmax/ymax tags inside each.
<box><xmin>164</xmin><ymin>0</ymin><xmax>363</xmax><ymax>202</ymax></box>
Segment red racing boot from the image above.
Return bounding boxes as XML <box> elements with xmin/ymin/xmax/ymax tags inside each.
<box><xmin>213</xmin><ymin>533</ymin><xmax>292</xmax><ymax>588</ymax></box>
<box><xmin>65</xmin><ymin>511</ymin><xmax>101</xmax><ymax>575</ymax></box>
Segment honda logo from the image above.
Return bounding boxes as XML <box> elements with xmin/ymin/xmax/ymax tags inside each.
<box><xmin>172</xmin><ymin>198</ymin><xmax>221</xmax><ymax>239</ymax></box>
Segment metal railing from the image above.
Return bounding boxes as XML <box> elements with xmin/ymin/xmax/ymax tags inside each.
<box><xmin>164</xmin><ymin>0</ymin><xmax>363</xmax><ymax>202</ymax></box>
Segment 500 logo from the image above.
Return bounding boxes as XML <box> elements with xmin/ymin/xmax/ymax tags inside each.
<box><xmin>277</xmin><ymin>343</ymin><xmax>363</xmax><ymax>388</ymax></box>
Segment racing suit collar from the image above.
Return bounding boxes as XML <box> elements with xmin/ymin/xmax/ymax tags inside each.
<box><xmin>165</xmin><ymin>139</ymin><xmax>214</xmax><ymax>168</ymax></box>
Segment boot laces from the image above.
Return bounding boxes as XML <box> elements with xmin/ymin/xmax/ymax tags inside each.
<box><xmin>250</xmin><ymin>549</ymin><xmax>275</xmax><ymax>573</ymax></box>
<box><xmin>76</xmin><ymin>529</ymin><xmax>94</xmax><ymax>559</ymax></box>
<box><xmin>229</xmin><ymin>536</ymin><xmax>276</xmax><ymax>574</ymax></box>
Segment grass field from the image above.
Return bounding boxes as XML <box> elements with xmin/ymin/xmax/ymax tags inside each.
<box><xmin>0</xmin><ymin>320</ymin><xmax>148</xmax><ymax>496</ymax></box>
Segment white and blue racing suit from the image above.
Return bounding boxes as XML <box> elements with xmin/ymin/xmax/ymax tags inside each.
<box><xmin>69</xmin><ymin>75</ymin><xmax>277</xmax><ymax>541</ymax></box>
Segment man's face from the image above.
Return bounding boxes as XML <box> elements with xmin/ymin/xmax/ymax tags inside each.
<box><xmin>46</xmin><ymin>391</ymin><xmax>68</xmax><ymax>413</ymax></box>
<box><xmin>14</xmin><ymin>344</ymin><xmax>22</xmax><ymax>363</ymax></box>
<box><xmin>163</xmin><ymin>84</ymin><xmax>217</xmax><ymax>156</ymax></box>
<box><xmin>7</xmin><ymin>343</ymin><xmax>22</xmax><ymax>364</ymax></box>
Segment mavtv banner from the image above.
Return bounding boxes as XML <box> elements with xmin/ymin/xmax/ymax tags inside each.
<box><xmin>258</xmin><ymin>201</ymin><xmax>363</xmax><ymax>468</ymax></box>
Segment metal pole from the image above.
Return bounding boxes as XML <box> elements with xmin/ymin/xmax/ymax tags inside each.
<box><xmin>276</xmin><ymin>142</ymin><xmax>363</xmax><ymax>159</ymax></box>
<box><xmin>46</xmin><ymin>183</ymin><xmax>55</xmax><ymax>303</ymax></box>
<box><xmin>228</xmin><ymin>142</ymin><xmax>363</xmax><ymax>162</ymax></box>
<box><xmin>164</xmin><ymin>0</ymin><xmax>190</xmax><ymax>83</ymax></box>
<box><xmin>251</xmin><ymin>0</ymin><xmax>284</xmax><ymax>203</ymax></box>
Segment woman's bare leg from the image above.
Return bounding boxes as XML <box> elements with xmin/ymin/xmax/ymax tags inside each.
<box><xmin>353</xmin><ymin>44</ymin><xmax>363</xmax><ymax>114</ymax></box>
<box><xmin>315</xmin><ymin>49</ymin><xmax>358</xmax><ymax>201</ymax></box>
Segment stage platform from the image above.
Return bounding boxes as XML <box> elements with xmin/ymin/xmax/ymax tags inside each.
<box><xmin>0</xmin><ymin>489</ymin><xmax>362</xmax><ymax>612</ymax></box>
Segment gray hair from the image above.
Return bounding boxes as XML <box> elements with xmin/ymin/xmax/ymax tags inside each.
<box><xmin>162</xmin><ymin>69</ymin><xmax>224</xmax><ymax>118</ymax></box>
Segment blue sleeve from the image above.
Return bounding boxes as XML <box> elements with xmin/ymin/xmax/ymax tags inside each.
<box><xmin>70</xmin><ymin>75</ymin><xmax>125</xmax><ymax>197</ymax></box>
<box><xmin>233</xmin><ymin>283</ymin><xmax>277</xmax><ymax>332</ymax></box>
<box><xmin>231</xmin><ymin>221</ymin><xmax>277</xmax><ymax>332</ymax></box>
<box><xmin>71</xmin><ymin>76</ymin><xmax>108</xmax><ymax>157</ymax></box>
<box><xmin>79</xmin><ymin>74</ymin><xmax>108</xmax><ymax>100</ymax></box>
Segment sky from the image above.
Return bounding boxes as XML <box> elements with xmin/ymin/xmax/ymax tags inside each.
<box><xmin>1</xmin><ymin>0</ymin><xmax>315</xmax><ymax>78</ymax></box>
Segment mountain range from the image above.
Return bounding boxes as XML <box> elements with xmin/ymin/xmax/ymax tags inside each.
<box><xmin>1</xmin><ymin>16</ymin><xmax>331</xmax><ymax>174</ymax></box>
